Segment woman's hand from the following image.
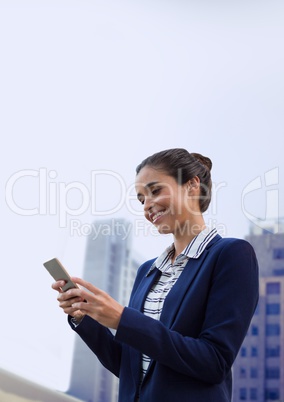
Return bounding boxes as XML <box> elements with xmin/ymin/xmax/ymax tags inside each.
<box><xmin>51</xmin><ymin>280</ymin><xmax>85</xmax><ymax>321</ymax></box>
<box><xmin>58</xmin><ymin>277</ymin><xmax>124</xmax><ymax>330</ymax></box>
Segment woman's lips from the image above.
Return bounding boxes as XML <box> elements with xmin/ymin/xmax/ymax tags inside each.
<box><xmin>151</xmin><ymin>209</ymin><xmax>168</xmax><ymax>223</ymax></box>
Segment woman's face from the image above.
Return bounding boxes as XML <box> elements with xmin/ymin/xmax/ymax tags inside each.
<box><xmin>135</xmin><ymin>166</ymin><xmax>199</xmax><ymax>235</ymax></box>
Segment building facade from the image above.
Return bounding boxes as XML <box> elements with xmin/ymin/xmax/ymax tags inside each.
<box><xmin>67</xmin><ymin>219</ymin><xmax>142</xmax><ymax>402</ymax></box>
<box><xmin>233</xmin><ymin>222</ymin><xmax>284</xmax><ymax>402</ymax></box>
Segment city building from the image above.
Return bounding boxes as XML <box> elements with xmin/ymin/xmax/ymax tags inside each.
<box><xmin>233</xmin><ymin>219</ymin><xmax>284</xmax><ymax>402</ymax></box>
<box><xmin>67</xmin><ymin>218</ymin><xmax>142</xmax><ymax>402</ymax></box>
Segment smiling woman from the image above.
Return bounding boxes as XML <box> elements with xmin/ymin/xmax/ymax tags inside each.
<box><xmin>135</xmin><ymin>149</ymin><xmax>212</xmax><ymax>253</ymax></box>
<box><xmin>136</xmin><ymin>149</ymin><xmax>212</xmax><ymax>211</ymax></box>
<box><xmin>50</xmin><ymin>148</ymin><xmax>259</xmax><ymax>402</ymax></box>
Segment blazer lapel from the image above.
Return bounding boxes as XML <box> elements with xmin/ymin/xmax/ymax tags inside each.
<box><xmin>141</xmin><ymin>235</ymin><xmax>221</xmax><ymax>386</ymax></box>
<box><xmin>159</xmin><ymin>248</ymin><xmax>209</xmax><ymax>327</ymax></box>
<box><xmin>159</xmin><ymin>234</ymin><xmax>221</xmax><ymax>327</ymax></box>
<box><xmin>129</xmin><ymin>267</ymin><xmax>161</xmax><ymax>311</ymax></box>
<box><xmin>142</xmin><ymin>249</ymin><xmax>211</xmax><ymax>387</ymax></box>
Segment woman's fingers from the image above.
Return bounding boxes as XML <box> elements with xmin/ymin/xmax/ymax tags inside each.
<box><xmin>51</xmin><ymin>280</ymin><xmax>66</xmax><ymax>292</ymax></box>
<box><xmin>71</xmin><ymin>277</ymin><xmax>101</xmax><ymax>295</ymax></box>
<box><xmin>58</xmin><ymin>295</ymin><xmax>82</xmax><ymax>307</ymax></box>
<box><xmin>52</xmin><ymin>276</ymin><xmax>124</xmax><ymax>328</ymax></box>
<box><xmin>50</xmin><ymin>279</ymin><xmax>85</xmax><ymax>318</ymax></box>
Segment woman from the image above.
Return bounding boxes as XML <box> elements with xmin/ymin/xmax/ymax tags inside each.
<box><xmin>53</xmin><ymin>148</ymin><xmax>259</xmax><ymax>402</ymax></box>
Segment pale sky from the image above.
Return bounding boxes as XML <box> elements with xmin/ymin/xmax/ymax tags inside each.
<box><xmin>0</xmin><ymin>0</ymin><xmax>283</xmax><ymax>394</ymax></box>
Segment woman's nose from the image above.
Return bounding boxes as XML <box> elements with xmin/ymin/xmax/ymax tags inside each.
<box><xmin>143</xmin><ymin>196</ymin><xmax>154</xmax><ymax>212</ymax></box>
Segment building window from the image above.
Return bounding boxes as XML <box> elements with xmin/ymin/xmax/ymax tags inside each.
<box><xmin>251</xmin><ymin>325</ymin><xmax>258</xmax><ymax>335</ymax></box>
<box><xmin>240</xmin><ymin>347</ymin><xmax>247</xmax><ymax>357</ymax></box>
<box><xmin>266</xmin><ymin>324</ymin><xmax>280</xmax><ymax>336</ymax></box>
<box><xmin>251</xmin><ymin>346</ymin><xmax>258</xmax><ymax>357</ymax></box>
<box><xmin>239</xmin><ymin>388</ymin><xmax>247</xmax><ymax>400</ymax></box>
<box><xmin>266</xmin><ymin>345</ymin><xmax>280</xmax><ymax>357</ymax></box>
<box><xmin>265</xmin><ymin>388</ymin><xmax>280</xmax><ymax>400</ymax></box>
<box><xmin>266</xmin><ymin>303</ymin><xmax>280</xmax><ymax>315</ymax></box>
<box><xmin>266</xmin><ymin>367</ymin><xmax>280</xmax><ymax>379</ymax></box>
<box><xmin>250</xmin><ymin>367</ymin><xmax>258</xmax><ymax>378</ymax></box>
<box><xmin>250</xmin><ymin>388</ymin><xmax>258</xmax><ymax>400</ymax></box>
<box><xmin>273</xmin><ymin>268</ymin><xmax>284</xmax><ymax>276</ymax></box>
<box><xmin>273</xmin><ymin>248</ymin><xmax>284</xmax><ymax>259</ymax></box>
<box><xmin>240</xmin><ymin>367</ymin><xmax>246</xmax><ymax>378</ymax></box>
<box><xmin>266</xmin><ymin>282</ymin><xmax>280</xmax><ymax>294</ymax></box>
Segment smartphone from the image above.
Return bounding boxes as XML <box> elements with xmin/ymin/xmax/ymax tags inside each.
<box><xmin>43</xmin><ymin>257</ymin><xmax>79</xmax><ymax>291</ymax></box>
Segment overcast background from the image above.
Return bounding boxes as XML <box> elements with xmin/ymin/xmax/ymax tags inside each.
<box><xmin>0</xmin><ymin>0</ymin><xmax>283</xmax><ymax>393</ymax></box>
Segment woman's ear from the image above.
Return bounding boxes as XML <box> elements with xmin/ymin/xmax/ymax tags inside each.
<box><xmin>187</xmin><ymin>176</ymin><xmax>200</xmax><ymax>192</ymax></box>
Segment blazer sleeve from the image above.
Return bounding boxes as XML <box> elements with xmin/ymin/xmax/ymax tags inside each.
<box><xmin>115</xmin><ymin>239</ymin><xmax>259</xmax><ymax>384</ymax></box>
<box><xmin>68</xmin><ymin>314</ymin><xmax>122</xmax><ymax>377</ymax></box>
<box><xmin>67</xmin><ymin>259</ymin><xmax>155</xmax><ymax>378</ymax></box>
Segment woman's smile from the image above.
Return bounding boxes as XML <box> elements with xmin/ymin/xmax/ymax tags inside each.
<box><xmin>149</xmin><ymin>209</ymin><xmax>170</xmax><ymax>224</ymax></box>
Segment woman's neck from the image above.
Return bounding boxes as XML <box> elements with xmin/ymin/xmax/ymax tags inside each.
<box><xmin>172</xmin><ymin>218</ymin><xmax>206</xmax><ymax>260</ymax></box>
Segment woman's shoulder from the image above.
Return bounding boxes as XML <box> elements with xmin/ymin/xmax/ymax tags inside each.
<box><xmin>209</xmin><ymin>234</ymin><xmax>257</xmax><ymax>258</ymax></box>
<box><xmin>213</xmin><ymin>235</ymin><xmax>254</xmax><ymax>247</ymax></box>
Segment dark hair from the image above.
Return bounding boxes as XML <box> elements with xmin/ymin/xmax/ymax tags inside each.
<box><xmin>136</xmin><ymin>148</ymin><xmax>212</xmax><ymax>212</ymax></box>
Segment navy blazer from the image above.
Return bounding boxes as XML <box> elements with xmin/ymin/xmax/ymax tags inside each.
<box><xmin>70</xmin><ymin>235</ymin><xmax>259</xmax><ymax>402</ymax></box>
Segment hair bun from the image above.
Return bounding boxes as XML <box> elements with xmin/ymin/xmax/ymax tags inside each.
<box><xmin>191</xmin><ymin>153</ymin><xmax>212</xmax><ymax>171</ymax></box>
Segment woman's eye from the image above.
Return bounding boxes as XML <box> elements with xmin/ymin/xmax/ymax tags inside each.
<box><xmin>152</xmin><ymin>187</ymin><xmax>161</xmax><ymax>195</ymax></box>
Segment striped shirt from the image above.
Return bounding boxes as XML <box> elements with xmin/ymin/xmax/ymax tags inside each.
<box><xmin>141</xmin><ymin>226</ymin><xmax>218</xmax><ymax>379</ymax></box>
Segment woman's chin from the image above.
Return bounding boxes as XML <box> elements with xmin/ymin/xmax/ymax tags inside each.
<box><xmin>155</xmin><ymin>223</ymin><xmax>172</xmax><ymax>235</ymax></box>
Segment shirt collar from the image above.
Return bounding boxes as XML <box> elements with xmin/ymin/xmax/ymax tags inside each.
<box><xmin>146</xmin><ymin>226</ymin><xmax>218</xmax><ymax>275</ymax></box>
